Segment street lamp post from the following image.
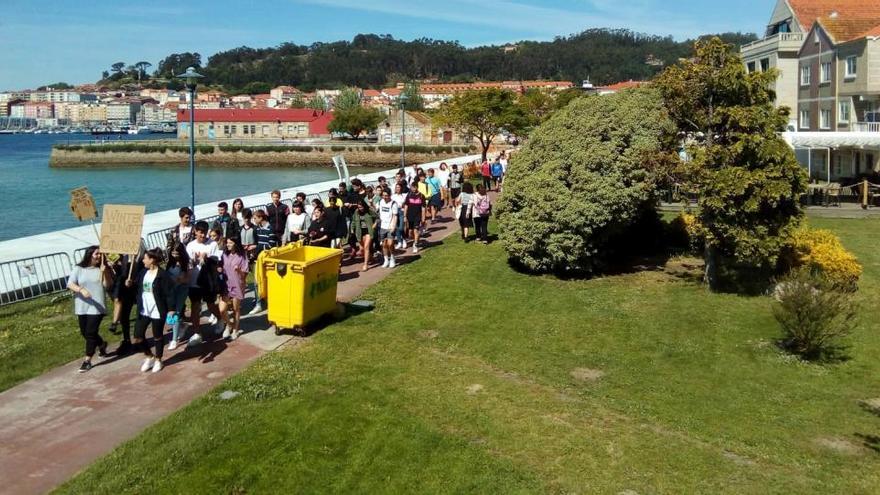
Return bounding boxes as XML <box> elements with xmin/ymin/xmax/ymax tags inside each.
<box><xmin>398</xmin><ymin>93</ymin><xmax>409</xmax><ymax>169</ymax></box>
<box><xmin>176</xmin><ymin>67</ymin><xmax>203</xmax><ymax>218</ymax></box>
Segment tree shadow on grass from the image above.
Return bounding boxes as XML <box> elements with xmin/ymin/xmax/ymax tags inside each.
<box><xmin>856</xmin><ymin>402</ymin><xmax>880</xmax><ymax>454</ymax></box>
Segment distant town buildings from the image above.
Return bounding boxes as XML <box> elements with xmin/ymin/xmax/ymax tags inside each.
<box><xmin>741</xmin><ymin>0</ymin><xmax>880</xmax><ymax>181</ymax></box>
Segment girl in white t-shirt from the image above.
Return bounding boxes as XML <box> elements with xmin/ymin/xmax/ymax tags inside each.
<box><xmin>391</xmin><ymin>182</ymin><xmax>407</xmax><ymax>249</ymax></box>
<box><xmin>436</xmin><ymin>162</ymin><xmax>451</xmax><ymax>209</ymax></box>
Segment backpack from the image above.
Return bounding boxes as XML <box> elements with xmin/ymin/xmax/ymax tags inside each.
<box><xmin>476</xmin><ymin>195</ymin><xmax>491</xmax><ymax>216</ymax></box>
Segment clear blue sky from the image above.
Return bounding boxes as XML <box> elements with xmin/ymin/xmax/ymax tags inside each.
<box><xmin>0</xmin><ymin>0</ymin><xmax>774</xmax><ymax>90</ymax></box>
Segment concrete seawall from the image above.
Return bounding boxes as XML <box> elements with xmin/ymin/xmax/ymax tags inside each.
<box><xmin>49</xmin><ymin>147</ymin><xmax>476</xmax><ymax>168</ymax></box>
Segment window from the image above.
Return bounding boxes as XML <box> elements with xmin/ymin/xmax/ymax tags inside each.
<box><xmin>800</xmin><ymin>65</ymin><xmax>811</xmax><ymax>86</ymax></box>
<box><xmin>820</xmin><ymin>109</ymin><xmax>831</xmax><ymax>129</ymax></box>
<box><xmin>747</xmin><ymin>61</ymin><xmax>756</xmax><ymax>73</ymax></box>
<box><xmin>223</xmin><ymin>125</ymin><xmax>230</xmax><ymax>135</ymax></box>
<box><xmin>262</xmin><ymin>125</ymin><xmax>270</xmax><ymax>136</ymax></box>
<box><xmin>838</xmin><ymin>100</ymin><xmax>850</xmax><ymax>123</ymax></box>
<box><xmin>250</xmin><ymin>125</ymin><xmax>256</xmax><ymax>135</ymax></box>
<box><xmin>760</xmin><ymin>58</ymin><xmax>770</xmax><ymax>72</ymax></box>
<box><xmin>287</xmin><ymin>125</ymin><xmax>294</xmax><ymax>134</ymax></box>
<box><xmin>800</xmin><ymin>109</ymin><xmax>810</xmax><ymax>129</ymax></box>
<box><xmin>231</xmin><ymin>125</ymin><xmax>237</xmax><ymax>135</ymax></box>
<box><xmin>243</xmin><ymin>124</ymin><xmax>249</xmax><ymax>135</ymax></box>
<box><xmin>845</xmin><ymin>56</ymin><xmax>858</xmax><ymax>78</ymax></box>
<box><xmin>298</xmin><ymin>124</ymin><xmax>307</xmax><ymax>134</ymax></box>
<box><xmin>820</xmin><ymin>62</ymin><xmax>832</xmax><ymax>83</ymax></box>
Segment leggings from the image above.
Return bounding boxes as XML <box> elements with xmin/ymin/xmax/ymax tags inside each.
<box><xmin>170</xmin><ymin>284</ymin><xmax>189</xmax><ymax>343</ymax></box>
<box><xmin>77</xmin><ymin>314</ymin><xmax>105</xmax><ymax>357</ymax></box>
<box><xmin>116</xmin><ymin>298</ymin><xmax>134</xmax><ymax>341</ymax></box>
<box><xmin>482</xmin><ymin>176</ymin><xmax>492</xmax><ymax>190</ymax></box>
<box><xmin>134</xmin><ymin>314</ymin><xmax>165</xmax><ymax>359</ymax></box>
<box><xmin>474</xmin><ymin>215</ymin><xmax>489</xmax><ymax>241</ymax></box>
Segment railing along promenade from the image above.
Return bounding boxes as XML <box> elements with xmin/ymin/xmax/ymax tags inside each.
<box><xmin>0</xmin><ymin>154</ymin><xmax>482</xmax><ymax>306</ymax></box>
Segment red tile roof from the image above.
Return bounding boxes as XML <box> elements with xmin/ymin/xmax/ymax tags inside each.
<box><xmin>176</xmin><ymin>109</ymin><xmax>334</xmax><ymax>135</ymax></box>
<box><xmin>598</xmin><ymin>80</ymin><xmax>648</xmax><ymax>91</ymax></box>
<box><xmin>787</xmin><ymin>0</ymin><xmax>880</xmax><ymax>42</ymax></box>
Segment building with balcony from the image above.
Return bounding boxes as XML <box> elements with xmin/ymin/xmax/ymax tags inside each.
<box><xmin>791</xmin><ymin>4</ymin><xmax>880</xmax><ymax>180</ymax></box>
<box><xmin>744</xmin><ymin>1</ymin><xmax>880</xmax><ymax>181</ymax></box>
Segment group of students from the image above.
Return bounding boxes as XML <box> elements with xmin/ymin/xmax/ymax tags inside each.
<box><xmin>67</xmin><ymin>158</ymin><xmax>497</xmax><ymax>374</ymax></box>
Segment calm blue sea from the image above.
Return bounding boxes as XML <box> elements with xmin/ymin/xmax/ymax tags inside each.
<box><xmin>0</xmin><ymin>134</ymin><xmax>358</xmax><ymax>241</ymax></box>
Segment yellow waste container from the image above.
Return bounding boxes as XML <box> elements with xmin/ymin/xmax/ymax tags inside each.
<box><xmin>256</xmin><ymin>242</ymin><xmax>343</xmax><ymax>333</ymax></box>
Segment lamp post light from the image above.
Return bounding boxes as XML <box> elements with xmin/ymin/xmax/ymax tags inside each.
<box><xmin>176</xmin><ymin>67</ymin><xmax>203</xmax><ymax>218</ymax></box>
<box><xmin>398</xmin><ymin>93</ymin><xmax>409</xmax><ymax>169</ymax></box>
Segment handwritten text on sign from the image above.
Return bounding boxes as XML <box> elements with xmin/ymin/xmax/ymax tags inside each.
<box><xmin>69</xmin><ymin>187</ymin><xmax>98</xmax><ymax>222</ymax></box>
<box><xmin>99</xmin><ymin>204</ymin><xmax>145</xmax><ymax>255</ymax></box>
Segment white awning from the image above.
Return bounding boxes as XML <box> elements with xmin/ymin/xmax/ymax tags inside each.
<box><xmin>783</xmin><ymin>131</ymin><xmax>880</xmax><ymax>149</ymax></box>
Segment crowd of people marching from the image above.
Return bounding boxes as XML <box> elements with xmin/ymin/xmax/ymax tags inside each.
<box><xmin>67</xmin><ymin>153</ymin><xmax>509</xmax><ymax>374</ymax></box>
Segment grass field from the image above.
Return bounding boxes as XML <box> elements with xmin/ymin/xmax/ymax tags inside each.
<box><xmin>46</xmin><ymin>216</ymin><xmax>880</xmax><ymax>494</ymax></box>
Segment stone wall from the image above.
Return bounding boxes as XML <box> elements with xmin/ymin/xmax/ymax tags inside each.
<box><xmin>49</xmin><ymin>147</ymin><xmax>480</xmax><ymax>168</ymax></box>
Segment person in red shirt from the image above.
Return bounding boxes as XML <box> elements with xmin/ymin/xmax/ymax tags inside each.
<box><xmin>480</xmin><ymin>159</ymin><xmax>492</xmax><ymax>191</ymax></box>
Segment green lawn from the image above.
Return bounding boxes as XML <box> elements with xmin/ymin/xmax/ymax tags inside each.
<box><xmin>0</xmin><ymin>294</ymin><xmax>123</xmax><ymax>392</ymax></box>
<box><xmin>39</xmin><ymin>216</ymin><xmax>880</xmax><ymax>493</ymax></box>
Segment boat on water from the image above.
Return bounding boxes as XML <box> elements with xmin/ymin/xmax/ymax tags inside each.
<box><xmin>127</xmin><ymin>125</ymin><xmax>152</xmax><ymax>135</ymax></box>
<box><xmin>91</xmin><ymin>127</ymin><xmax>128</xmax><ymax>135</ymax></box>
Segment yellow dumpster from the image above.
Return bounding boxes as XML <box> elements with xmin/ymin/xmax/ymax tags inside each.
<box><xmin>255</xmin><ymin>242</ymin><xmax>343</xmax><ymax>334</ymax></box>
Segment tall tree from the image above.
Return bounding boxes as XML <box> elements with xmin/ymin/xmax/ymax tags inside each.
<box><xmin>306</xmin><ymin>95</ymin><xmax>328</xmax><ymax>111</ymax></box>
<box><xmin>134</xmin><ymin>61</ymin><xmax>152</xmax><ymax>83</ymax></box>
<box><xmin>433</xmin><ymin>88</ymin><xmax>530</xmax><ymax>161</ymax></box>
<box><xmin>400</xmin><ymin>81</ymin><xmax>425</xmax><ymax>111</ymax></box>
<box><xmin>655</xmin><ymin>37</ymin><xmax>807</xmax><ymax>289</ymax></box>
<box><xmin>328</xmin><ymin>106</ymin><xmax>384</xmax><ymax>139</ymax></box>
<box><xmin>334</xmin><ymin>87</ymin><xmax>362</xmax><ymax>112</ymax></box>
<box><xmin>111</xmin><ymin>62</ymin><xmax>126</xmax><ymax>74</ymax></box>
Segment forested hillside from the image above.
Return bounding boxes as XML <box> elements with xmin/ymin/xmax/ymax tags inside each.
<box><xmin>110</xmin><ymin>29</ymin><xmax>757</xmax><ymax>92</ymax></box>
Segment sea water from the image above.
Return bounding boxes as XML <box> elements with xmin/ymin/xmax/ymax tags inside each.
<box><xmin>0</xmin><ymin>134</ymin><xmax>359</xmax><ymax>241</ymax></box>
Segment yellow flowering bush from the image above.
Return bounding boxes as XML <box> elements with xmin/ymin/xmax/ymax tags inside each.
<box><xmin>788</xmin><ymin>228</ymin><xmax>861</xmax><ymax>291</ymax></box>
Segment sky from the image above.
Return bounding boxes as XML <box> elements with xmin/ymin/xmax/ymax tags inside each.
<box><xmin>0</xmin><ymin>0</ymin><xmax>773</xmax><ymax>90</ymax></box>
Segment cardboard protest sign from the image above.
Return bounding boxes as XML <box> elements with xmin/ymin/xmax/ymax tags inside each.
<box><xmin>99</xmin><ymin>204</ymin><xmax>145</xmax><ymax>255</ymax></box>
<box><xmin>69</xmin><ymin>187</ymin><xmax>98</xmax><ymax>221</ymax></box>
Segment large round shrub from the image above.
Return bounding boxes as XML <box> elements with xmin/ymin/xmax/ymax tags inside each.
<box><xmin>496</xmin><ymin>88</ymin><xmax>675</xmax><ymax>274</ymax></box>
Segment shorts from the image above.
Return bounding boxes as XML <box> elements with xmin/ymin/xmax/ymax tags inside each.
<box><xmin>451</xmin><ymin>188</ymin><xmax>461</xmax><ymax>199</ymax></box>
<box><xmin>406</xmin><ymin>212</ymin><xmax>422</xmax><ymax>228</ymax></box>
<box><xmin>429</xmin><ymin>194</ymin><xmax>442</xmax><ymax>208</ymax></box>
<box><xmin>379</xmin><ymin>228</ymin><xmax>395</xmax><ymax>240</ymax></box>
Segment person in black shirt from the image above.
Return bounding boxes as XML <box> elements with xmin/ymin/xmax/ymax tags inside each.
<box><xmin>265</xmin><ymin>190</ymin><xmax>289</xmax><ymax>242</ymax></box>
<box><xmin>307</xmin><ymin>206</ymin><xmax>333</xmax><ymax>248</ymax></box>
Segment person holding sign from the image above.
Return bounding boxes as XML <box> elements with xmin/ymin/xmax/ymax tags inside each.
<box><xmin>67</xmin><ymin>246</ymin><xmax>113</xmax><ymax>373</ymax></box>
<box><xmin>129</xmin><ymin>248</ymin><xmax>175</xmax><ymax>373</ymax></box>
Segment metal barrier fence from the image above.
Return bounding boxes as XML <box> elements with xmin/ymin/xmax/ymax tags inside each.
<box><xmin>0</xmin><ymin>252</ymin><xmax>73</xmax><ymax>306</ymax></box>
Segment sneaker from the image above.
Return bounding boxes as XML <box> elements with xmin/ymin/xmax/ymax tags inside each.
<box><xmin>151</xmin><ymin>360</ymin><xmax>163</xmax><ymax>373</ymax></box>
<box><xmin>412</xmin><ymin>245</ymin><xmax>419</xmax><ymax>254</ymax></box>
<box><xmin>77</xmin><ymin>361</ymin><xmax>92</xmax><ymax>373</ymax></box>
<box><xmin>382</xmin><ymin>257</ymin><xmax>390</xmax><ymax>268</ymax></box>
<box><xmin>401</xmin><ymin>240</ymin><xmax>407</xmax><ymax>249</ymax></box>
<box><xmin>230</xmin><ymin>330</ymin><xmax>242</xmax><ymax>341</ymax></box>
<box><xmin>247</xmin><ymin>303</ymin><xmax>263</xmax><ymax>316</ymax></box>
<box><xmin>208</xmin><ymin>314</ymin><xmax>218</xmax><ymax>325</ymax></box>
<box><xmin>97</xmin><ymin>341</ymin><xmax>109</xmax><ymax>358</ymax></box>
<box><xmin>140</xmin><ymin>357</ymin><xmax>155</xmax><ymax>372</ymax></box>
<box><xmin>222</xmin><ymin>326</ymin><xmax>231</xmax><ymax>339</ymax></box>
<box><xmin>168</xmin><ymin>340</ymin><xmax>178</xmax><ymax>351</ymax></box>
<box><xmin>389</xmin><ymin>256</ymin><xmax>396</xmax><ymax>268</ymax></box>
<box><xmin>187</xmin><ymin>333</ymin><xmax>203</xmax><ymax>347</ymax></box>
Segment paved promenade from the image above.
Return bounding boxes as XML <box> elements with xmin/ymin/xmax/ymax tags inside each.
<box><xmin>0</xmin><ymin>208</ymin><xmax>468</xmax><ymax>494</ymax></box>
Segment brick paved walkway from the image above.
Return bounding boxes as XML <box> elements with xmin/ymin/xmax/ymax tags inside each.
<box><xmin>0</xmin><ymin>206</ymin><xmax>469</xmax><ymax>494</ymax></box>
